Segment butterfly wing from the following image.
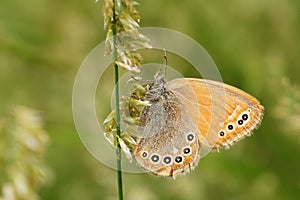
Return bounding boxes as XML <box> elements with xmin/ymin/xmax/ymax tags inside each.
<box><xmin>133</xmin><ymin>91</ymin><xmax>201</xmax><ymax>177</ymax></box>
<box><xmin>167</xmin><ymin>78</ymin><xmax>264</xmax><ymax>150</ymax></box>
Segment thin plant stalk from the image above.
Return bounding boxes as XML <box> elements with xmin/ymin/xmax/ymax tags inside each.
<box><xmin>112</xmin><ymin>0</ymin><xmax>124</xmax><ymax>199</ymax></box>
<box><xmin>103</xmin><ymin>0</ymin><xmax>150</xmax><ymax>198</ymax></box>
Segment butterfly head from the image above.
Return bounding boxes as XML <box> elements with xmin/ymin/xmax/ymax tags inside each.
<box><xmin>145</xmin><ymin>72</ymin><xmax>167</xmax><ymax>100</ymax></box>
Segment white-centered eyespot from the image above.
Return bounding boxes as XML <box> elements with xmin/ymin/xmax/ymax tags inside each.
<box><xmin>186</xmin><ymin>133</ymin><xmax>195</xmax><ymax>142</ymax></box>
<box><xmin>226</xmin><ymin>123</ymin><xmax>235</xmax><ymax>132</ymax></box>
<box><xmin>237</xmin><ymin>119</ymin><xmax>244</xmax><ymax>127</ymax></box>
<box><xmin>141</xmin><ymin>151</ymin><xmax>148</xmax><ymax>158</ymax></box>
<box><xmin>219</xmin><ymin>130</ymin><xmax>226</xmax><ymax>137</ymax></box>
<box><xmin>183</xmin><ymin>147</ymin><xmax>191</xmax><ymax>155</ymax></box>
<box><xmin>174</xmin><ymin>155</ymin><xmax>183</xmax><ymax>164</ymax></box>
<box><xmin>150</xmin><ymin>154</ymin><xmax>160</xmax><ymax>163</ymax></box>
<box><xmin>163</xmin><ymin>156</ymin><xmax>172</xmax><ymax>165</ymax></box>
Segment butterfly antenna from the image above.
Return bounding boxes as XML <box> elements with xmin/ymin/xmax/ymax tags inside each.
<box><xmin>163</xmin><ymin>49</ymin><xmax>168</xmax><ymax>77</ymax></box>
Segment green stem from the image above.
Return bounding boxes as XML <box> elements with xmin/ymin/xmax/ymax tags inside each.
<box><xmin>112</xmin><ymin>0</ymin><xmax>124</xmax><ymax>200</ymax></box>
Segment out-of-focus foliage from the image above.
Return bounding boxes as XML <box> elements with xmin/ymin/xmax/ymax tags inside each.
<box><xmin>0</xmin><ymin>106</ymin><xmax>50</xmax><ymax>200</ymax></box>
<box><xmin>0</xmin><ymin>0</ymin><xmax>299</xmax><ymax>200</ymax></box>
<box><xmin>103</xmin><ymin>0</ymin><xmax>151</xmax><ymax>73</ymax></box>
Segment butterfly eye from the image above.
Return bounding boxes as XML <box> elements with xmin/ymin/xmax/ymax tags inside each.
<box><xmin>174</xmin><ymin>156</ymin><xmax>183</xmax><ymax>164</ymax></box>
<box><xmin>187</xmin><ymin>133</ymin><xmax>194</xmax><ymax>142</ymax></box>
<box><xmin>151</xmin><ymin>154</ymin><xmax>160</xmax><ymax>163</ymax></box>
<box><xmin>163</xmin><ymin>156</ymin><xmax>172</xmax><ymax>165</ymax></box>
<box><xmin>183</xmin><ymin>147</ymin><xmax>191</xmax><ymax>155</ymax></box>
<box><xmin>141</xmin><ymin>151</ymin><xmax>148</xmax><ymax>158</ymax></box>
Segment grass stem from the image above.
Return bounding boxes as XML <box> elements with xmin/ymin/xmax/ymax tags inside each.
<box><xmin>112</xmin><ymin>0</ymin><xmax>124</xmax><ymax>199</ymax></box>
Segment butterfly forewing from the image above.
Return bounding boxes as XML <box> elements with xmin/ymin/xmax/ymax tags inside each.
<box><xmin>167</xmin><ymin>78</ymin><xmax>264</xmax><ymax>150</ymax></box>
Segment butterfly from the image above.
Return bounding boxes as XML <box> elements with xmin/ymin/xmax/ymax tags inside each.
<box><xmin>133</xmin><ymin>72</ymin><xmax>264</xmax><ymax>177</ymax></box>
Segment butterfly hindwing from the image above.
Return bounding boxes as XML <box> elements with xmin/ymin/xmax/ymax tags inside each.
<box><xmin>134</xmin><ymin>90</ymin><xmax>201</xmax><ymax>177</ymax></box>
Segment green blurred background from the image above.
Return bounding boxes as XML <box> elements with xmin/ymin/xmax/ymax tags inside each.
<box><xmin>1</xmin><ymin>0</ymin><xmax>300</xmax><ymax>199</ymax></box>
